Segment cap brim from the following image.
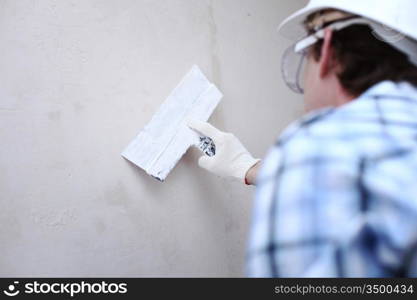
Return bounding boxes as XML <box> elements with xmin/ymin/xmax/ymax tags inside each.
<box><xmin>278</xmin><ymin>4</ymin><xmax>328</xmax><ymax>40</ymax></box>
<box><xmin>278</xmin><ymin>0</ymin><xmax>417</xmax><ymax>46</ymax></box>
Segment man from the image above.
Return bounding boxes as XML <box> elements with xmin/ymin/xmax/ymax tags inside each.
<box><xmin>189</xmin><ymin>0</ymin><xmax>417</xmax><ymax>277</ymax></box>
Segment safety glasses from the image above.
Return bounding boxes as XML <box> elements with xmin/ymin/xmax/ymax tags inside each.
<box><xmin>281</xmin><ymin>39</ymin><xmax>310</xmax><ymax>94</ymax></box>
<box><xmin>281</xmin><ymin>17</ymin><xmax>371</xmax><ymax>94</ymax></box>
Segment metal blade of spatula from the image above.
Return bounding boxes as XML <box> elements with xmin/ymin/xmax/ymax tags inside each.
<box><xmin>121</xmin><ymin>65</ymin><xmax>222</xmax><ymax>182</ymax></box>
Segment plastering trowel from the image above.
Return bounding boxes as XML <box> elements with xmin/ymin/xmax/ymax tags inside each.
<box><xmin>121</xmin><ymin>65</ymin><xmax>222</xmax><ymax>182</ymax></box>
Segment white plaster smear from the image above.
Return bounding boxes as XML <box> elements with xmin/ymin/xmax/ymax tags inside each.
<box><xmin>121</xmin><ymin>65</ymin><xmax>222</xmax><ymax>181</ymax></box>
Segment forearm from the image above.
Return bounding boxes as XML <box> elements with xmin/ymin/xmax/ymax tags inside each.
<box><xmin>245</xmin><ymin>161</ymin><xmax>261</xmax><ymax>186</ymax></box>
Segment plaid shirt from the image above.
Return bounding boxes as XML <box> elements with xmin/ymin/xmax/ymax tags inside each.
<box><xmin>246</xmin><ymin>81</ymin><xmax>417</xmax><ymax>277</ymax></box>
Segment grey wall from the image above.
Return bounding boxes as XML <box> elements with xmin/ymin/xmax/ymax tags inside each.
<box><xmin>0</xmin><ymin>0</ymin><xmax>306</xmax><ymax>277</ymax></box>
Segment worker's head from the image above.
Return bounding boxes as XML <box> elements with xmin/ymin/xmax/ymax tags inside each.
<box><xmin>279</xmin><ymin>1</ymin><xmax>417</xmax><ymax>113</ymax></box>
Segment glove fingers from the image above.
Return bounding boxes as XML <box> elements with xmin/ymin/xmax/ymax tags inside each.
<box><xmin>198</xmin><ymin>155</ymin><xmax>214</xmax><ymax>171</ymax></box>
<box><xmin>187</xmin><ymin>119</ymin><xmax>221</xmax><ymax>141</ymax></box>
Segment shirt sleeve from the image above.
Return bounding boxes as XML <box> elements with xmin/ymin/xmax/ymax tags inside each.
<box><xmin>246</xmin><ymin>129</ymin><xmax>363</xmax><ymax>277</ymax></box>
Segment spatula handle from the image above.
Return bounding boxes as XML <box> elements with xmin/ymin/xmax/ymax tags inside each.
<box><xmin>198</xmin><ymin>136</ymin><xmax>216</xmax><ymax>157</ymax></box>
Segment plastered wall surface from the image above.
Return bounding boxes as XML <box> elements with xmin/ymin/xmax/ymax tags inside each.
<box><xmin>0</xmin><ymin>0</ymin><xmax>306</xmax><ymax>277</ymax></box>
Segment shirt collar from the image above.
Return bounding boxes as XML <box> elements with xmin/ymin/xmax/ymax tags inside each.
<box><xmin>361</xmin><ymin>81</ymin><xmax>417</xmax><ymax>100</ymax></box>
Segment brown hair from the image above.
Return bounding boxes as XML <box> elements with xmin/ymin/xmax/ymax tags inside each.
<box><xmin>305</xmin><ymin>11</ymin><xmax>417</xmax><ymax>97</ymax></box>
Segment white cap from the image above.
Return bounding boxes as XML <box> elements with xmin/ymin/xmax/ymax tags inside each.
<box><xmin>278</xmin><ymin>0</ymin><xmax>417</xmax><ymax>66</ymax></box>
<box><xmin>279</xmin><ymin>0</ymin><xmax>417</xmax><ymax>42</ymax></box>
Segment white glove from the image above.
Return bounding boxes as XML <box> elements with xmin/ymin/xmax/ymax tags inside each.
<box><xmin>188</xmin><ymin>119</ymin><xmax>261</xmax><ymax>182</ymax></box>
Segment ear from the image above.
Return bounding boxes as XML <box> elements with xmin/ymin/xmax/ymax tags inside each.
<box><xmin>319</xmin><ymin>28</ymin><xmax>334</xmax><ymax>78</ymax></box>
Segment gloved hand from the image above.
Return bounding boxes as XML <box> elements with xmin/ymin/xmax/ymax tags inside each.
<box><xmin>188</xmin><ymin>119</ymin><xmax>261</xmax><ymax>183</ymax></box>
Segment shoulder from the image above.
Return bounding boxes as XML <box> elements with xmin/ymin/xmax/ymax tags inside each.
<box><xmin>258</xmin><ymin>106</ymin><xmax>359</xmax><ymax>184</ymax></box>
<box><xmin>259</xmin><ymin>80</ymin><xmax>417</xmax><ymax>183</ymax></box>
<box><xmin>274</xmin><ymin>104</ymin><xmax>361</xmax><ymax>155</ymax></box>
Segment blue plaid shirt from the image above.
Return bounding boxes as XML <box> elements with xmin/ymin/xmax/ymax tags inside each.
<box><xmin>247</xmin><ymin>81</ymin><xmax>417</xmax><ymax>277</ymax></box>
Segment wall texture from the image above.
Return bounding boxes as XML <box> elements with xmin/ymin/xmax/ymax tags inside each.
<box><xmin>0</xmin><ymin>0</ymin><xmax>306</xmax><ymax>277</ymax></box>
